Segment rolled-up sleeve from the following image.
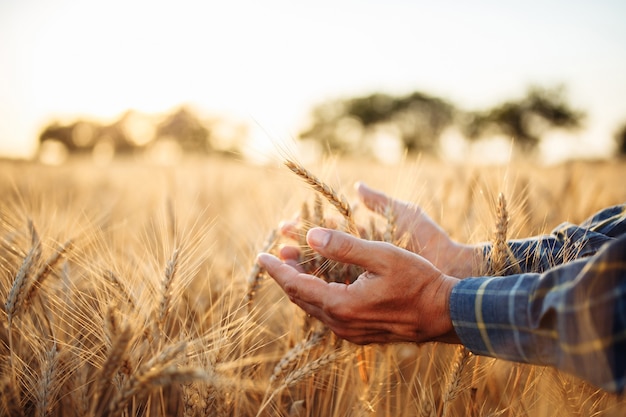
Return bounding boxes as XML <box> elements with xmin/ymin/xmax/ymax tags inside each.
<box><xmin>450</xmin><ymin>234</ymin><xmax>626</xmax><ymax>392</ymax></box>
<box><xmin>483</xmin><ymin>204</ymin><xmax>626</xmax><ymax>274</ymax></box>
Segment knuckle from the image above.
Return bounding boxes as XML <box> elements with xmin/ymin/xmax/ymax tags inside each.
<box><xmin>322</xmin><ymin>295</ymin><xmax>351</xmax><ymax>322</ymax></box>
<box><xmin>283</xmin><ymin>281</ymin><xmax>299</xmax><ymax>299</ymax></box>
<box><xmin>332</xmin><ymin>234</ymin><xmax>356</xmax><ymax>260</ymax></box>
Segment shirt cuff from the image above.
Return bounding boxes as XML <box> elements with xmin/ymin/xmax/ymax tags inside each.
<box><xmin>449</xmin><ymin>275</ymin><xmax>539</xmax><ymax>364</ymax></box>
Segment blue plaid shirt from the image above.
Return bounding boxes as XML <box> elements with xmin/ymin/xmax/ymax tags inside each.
<box><xmin>450</xmin><ymin>204</ymin><xmax>626</xmax><ymax>392</ymax></box>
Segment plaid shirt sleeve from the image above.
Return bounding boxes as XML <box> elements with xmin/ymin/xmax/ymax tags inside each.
<box><xmin>450</xmin><ymin>204</ymin><xmax>626</xmax><ymax>392</ymax></box>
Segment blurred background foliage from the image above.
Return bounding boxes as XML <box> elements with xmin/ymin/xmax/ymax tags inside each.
<box><xmin>37</xmin><ymin>85</ymin><xmax>626</xmax><ymax>163</ymax></box>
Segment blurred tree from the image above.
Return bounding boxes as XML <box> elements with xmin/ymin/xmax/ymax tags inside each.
<box><xmin>614</xmin><ymin>122</ymin><xmax>626</xmax><ymax>156</ymax></box>
<box><xmin>299</xmin><ymin>91</ymin><xmax>455</xmax><ymax>156</ymax></box>
<box><xmin>461</xmin><ymin>85</ymin><xmax>585</xmax><ymax>152</ymax></box>
<box><xmin>39</xmin><ymin>120</ymin><xmax>102</xmax><ymax>154</ymax></box>
<box><xmin>39</xmin><ymin>119</ymin><xmax>139</xmax><ymax>156</ymax></box>
<box><xmin>155</xmin><ymin>107</ymin><xmax>211</xmax><ymax>153</ymax></box>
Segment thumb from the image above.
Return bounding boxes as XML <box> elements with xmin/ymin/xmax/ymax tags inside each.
<box><xmin>307</xmin><ymin>227</ymin><xmax>389</xmax><ymax>272</ymax></box>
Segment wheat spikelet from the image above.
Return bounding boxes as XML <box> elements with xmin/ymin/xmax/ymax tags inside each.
<box><xmin>367</xmin><ymin>216</ymin><xmax>379</xmax><ymax>241</ymax></box>
<box><xmin>490</xmin><ymin>192</ymin><xmax>509</xmax><ymax>275</ymax></box>
<box><xmin>269</xmin><ymin>329</ymin><xmax>327</xmax><ymax>386</ymax></box>
<box><xmin>383</xmin><ymin>204</ymin><xmax>396</xmax><ymax>243</ymax></box>
<box><xmin>35</xmin><ymin>342</ymin><xmax>60</xmax><ymax>417</ymax></box>
<box><xmin>24</xmin><ymin>239</ymin><xmax>73</xmax><ymax>309</ymax></box>
<box><xmin>280</xmin><ymin>350</ymin><xmax>342</xmax><ymax>390</ymax></box>
<box><xmin>0</xmin><ymin>374</ymin><xmax>24</xmax><ymax>417</ymax></box>
<box><xmin>415</xmin><ymin>378</ymin><xmax>437</xmax><ymax>417</ymax></box>
<box><xmin>5</xmin><ymin>219</ymin><xmax>42</xmax><ymax>325</ymax></box>
<box><xmin>313</xmin><ymin>193</ymin><xmax>325</xmax><ymax>228</ymax></box>
<box><xmin>245</xmin><ymin>229</ymin><xmax>277</xmax><ymax>313</ymax></box>
<box><xmin>105</xmin><ymin>270</ymin><xmax>136</xmax><ymax>309</ymax></box>
<box><xmin>288</xmin><ymin>399</ymin><xmax>306</xmax><ymax>417</ymax></box>
<box><xmin>109</xmin><ymin>365</ymin><xmax>208</xmax><ymax>417</ymax></box>
<box><xmin>181</xmin><ymin>382</ymin><xmax>201</xmax><ymax>417</ymax></box>
<box><xmin>308</xmin><ymin>194</ymin><xmax>328</xmax><ymax>276</ymax></box>
<box><xmin>91</xmin><ymin>324</ymin><xmax>133</xmax><ymax>416</ymax></box>
<box><xmin>158</xmin><ymin>248</ymin><xmax>180</xmax><ymax>331</ymax></box>
<box><xmin>258</xmin><ymin>350</ymin><xmax>346</xmax><ymax>417</ymax></box>
<box><xmin>108</xmin><ymin>341</ymin><xmax>199</xmax><ymax>416</ymax></box>
<box><xmin>441</xmin><ymin>346</ymin><xmax>472</xmax><ymax>417</ymax></box>
<box><xmin>284</xmin><ymin>160</ymin><xmax>358</xmax><ymax>236</ymax></box>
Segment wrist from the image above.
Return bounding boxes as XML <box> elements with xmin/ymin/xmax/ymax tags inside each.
<box><xmin>436</xmin><ymin>274</ymin><xmax>462</xmax><ymax>344</ymax></box>
<box><xmin>441</xmin><ymin>242</ymin><xmax>485</xmax><ymax>278</ymax></box>
<box><xmin>419</xmin><ymin>273</ymin><xmax>461</xmax><ymax>344</ymax></box>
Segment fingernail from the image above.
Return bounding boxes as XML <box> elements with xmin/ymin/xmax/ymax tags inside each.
<box><xmin>256</xmin><ymin>253</ymin><xmax>271</xmax><ymax>266</ymax></box>
<box><xmin>307</xmin><ymin>228</ymin><xmax>330</xmax><ymax>248</ymax></box>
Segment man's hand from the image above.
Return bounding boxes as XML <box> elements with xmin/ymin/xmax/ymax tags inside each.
<box><xmin>257</xmin><ymin>227</ymin><xmax>461</xmax><ymax>345</ymax></box>
<box><xmin>356</xmin><ymin>182</ymin><xmax>481</xmax><ymax>278</ymax></box>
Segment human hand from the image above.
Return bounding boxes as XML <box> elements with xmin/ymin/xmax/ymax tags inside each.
<box><xmin>257</xmin><ymin>227</ymin><xmax>461</xmax><ymax>345</ymax></box>
<box><xmin>355</xmin><ymin>182</ymin><xmax>484</xmax><ymax>277</ymax></box>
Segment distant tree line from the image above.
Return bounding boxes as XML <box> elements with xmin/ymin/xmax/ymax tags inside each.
<box><xmin>37</xmin><ymin>106</ymin><xmax>248</xmax><ymax>160</ymax></box>
<box><xmin>299</xmin><ymin>85</ymin><xmax>595</xmax><ymax>157</ymax></box>
<box><xmin>38</xmin><ymin>86</ymin><xmax>626</xmax><ymax>160</ymax></box>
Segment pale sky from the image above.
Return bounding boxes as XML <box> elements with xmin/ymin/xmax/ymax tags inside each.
<box><xmin>1</xmin><ymin>0</ymin><xmax>626</xmax><ymax>160</ymax></box>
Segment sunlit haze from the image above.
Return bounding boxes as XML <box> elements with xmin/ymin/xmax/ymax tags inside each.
<box><xmin>1</xmin><ymin>0</ymin><xmax>626</xmax><ymax>162</ymax></box>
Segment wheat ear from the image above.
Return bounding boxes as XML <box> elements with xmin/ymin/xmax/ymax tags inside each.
<box><xmin>109</xmin><ymin>342</ymin><xmax>204</xmax><ymax>416</ymax></box>
<box><xmin>245</xmin><ymin>229</ymin><xmax>277</xmax><ymax>313</ymax></box>
<box><xmin>158</xmin><ymin>248</ymin><xmax>180</xmax><ymax>331</ymax></box>
<box><xmin>109</xmin><ymin>366</ymin><xmax>208</xmax><ymax>417</ymax></box>
<box><xmin>35</xmin><ymin>342</ymin><xmax>60</xmax><ymax>417</ymax></box>
<box><xmin>269</xmin><ymin>329</ymin><xmax>327</xmax><ymax>385</ymax></box>
<box><xmin>24</xmin><ymin>239</ymin><xmax>73</xmax><ymax>308</ymax></box>
<box><xmin>1</xmin><ymin>374</ymin><xmax>24</xmax><ymax>417</ymax></box>
<box><xmin>441</xmin><ymin>346</ymin><xmax>472</xmax><ymax>417</ymax></box>
<box><xmin>490</xmin><ymin>193</ymin><xmax>509</xmax><ymax>275</ymax></box>
<box><xmin>91</xmin><ymin>324</ymin><xmax>133</xmax><ymax>416</ymax></box>
<box><xmin>105</xmin><ymin>270</ymin><xmax>136</xmax><ymax>309</ymax></box>
<box><xmin>5</xmin><ymin>219</ymin><xmax>42</xmax><ymax>325</ymax></box>
<box><xmin>257</xmin><ymin>350</ymin><xmax>345</xmax><ymax>417</ymax></box>
<box><xmin>284</xmin><ymin>160</ymin><xmax>358</xmax><ymax>236</ymax></box>
<box><xmin>383</xmin><ymin>204</ymin><xmax>397</xmax><ymax>243</ymax></box>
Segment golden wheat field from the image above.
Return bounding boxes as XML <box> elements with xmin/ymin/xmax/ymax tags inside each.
<box><xmin>1</xmin><ymin>155</ymin><xmax>625</xmax><ymax>417</ymax></box>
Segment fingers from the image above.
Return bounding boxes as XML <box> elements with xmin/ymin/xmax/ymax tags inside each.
<box><xmin>256</xmin><ymin>253</ymin><xmax>330</xmax><ymax>305</ymax></box>
<box><xmin>357</xmin><ymin>182</ymin><xmax>417</xmax><ymax>223</ymax></box>
<box><xmin>306</xmin><ymin>227</ymin><xmax>393</xmax><ymax>273</ymax></box>
<box><xmin>356</xmin><ymin>182</ymin><xmax>392</xmax><ymax>215</ymax></box>
<box><xmin>279</xmin><ymin>220</ymin><xmax>300</xmax><ymax>240</ymax></box>
<box><xmin>278</xmin><ymin>245</ymin><xmax>300</xmax><ymax>262</ymax></box>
